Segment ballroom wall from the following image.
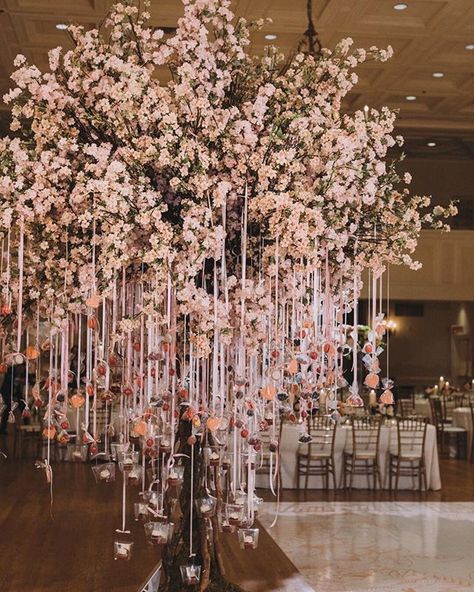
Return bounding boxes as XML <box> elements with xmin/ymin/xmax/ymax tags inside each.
<box><xmin>360</xmin><ymin>228</ymin><xmax>474</xmax><ymax>387</ymax></box>
<box><xmin>387</xmin><ymin>301</ymin><xmax>474</xmax><ymax>388</ymax></box>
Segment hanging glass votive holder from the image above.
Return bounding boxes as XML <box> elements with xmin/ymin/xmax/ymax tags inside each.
<box><xmin>218</xmin><ymin>510</ymin><xmax>235</xmax><ymax>533</ymax></box>
<box><xmin>235</xmin><ymin>492</ymin><xmax>247</xmax><ymax>507</ymax></box>
<box><xmin>126</xmin><ymin>464</ymin><xmax>142</xmax><ymax>486</ymax></box>
<box><xmin>144</xmin><ymin>521</ymin><xmax>172</xmax><ymax>546</ymax></box>
<box><xmin>167</xmin><ymin>464</ymin><xmax>185</xmax><ymax>487</ymax></box>
<box><xmin>225</xmin><ymin>502</ymin><xmax>245</xmax><ymax>526</ymax></box>
<box><xmin>238</xmin><ymin>527</ymin><xmax>259</xmax><ymax>550</ymax></box>
<box><xmin>221</xmin><ymin>454</ymin><xmax>231</xmax><ymax>470</ymax></box>
<box><xmin>180</xmin><ymin>563</ymin><xmax>201</xmax><ymax>586</ymax></box>
<box><xmin>196</xmin><ymin>495</ymin><xmax>216</xmax><ymax>518</ymax></box>
<box><xmin>206</xmin><ymin>446</ymin><xmax>221</xmax><ymax>467</ymax></box>
<box><xmin>92</xmin><ymin>462</ymin><xmax>116</xmax><ymax>483</ymax></box>
<box><xmin>111</xmin><ymin>442</ymin><xmax>129</xmax><ymax>462</ymax></box>
<box><xmin>68</xmin><ymin>444</ymin><xmax>88</xmax><ymax>463</ymax></box>
<box><xmin>119</xmin><ymin>450</ymin><xmax>139</xmax><ymax>472</ymax></box>
<box><xmin>142</xmin><ymin>490</ymin><xmax>161</xmax><ymax>510</ymax></box>
<box><xmin>159</xmin><ymin>437</ymin><xmax>172</xmax><ymax>454</ymax></box>
<box><xmin>134</xmin><ymin>502</ymin><xmax>149</xmax><ymax>522</ymax></box>
<box><xmin>113</xmin><ymin>540</ymin><xmax>133</xmax><ymax>561</ymax></box>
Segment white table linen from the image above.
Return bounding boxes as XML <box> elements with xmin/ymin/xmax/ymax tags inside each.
<box><xmin>452</xmin><ymin>407</ymin><xmax>473</xmax><ymax>460</ymax></box>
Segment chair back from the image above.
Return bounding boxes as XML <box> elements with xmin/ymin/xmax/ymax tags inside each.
<box><xmin>443</xmin><ymin>395</ymin><xmax>458</xmax><ymax>419</ymax></box>
<box><xmin>397</xmin><ymin>398</ymin><xmax>414</xmax><ymax>417</ymax></box>
<box><xmin>395</xmin><ymin>417</ymin><xmax>427</xmax><ymax>459</ymax></box>
<box><xmin>429</xmin><ymin>398</ymin><xmax>444</xmax><ymax>430</ymax></box>
<box><xmin>465</xmin><ymin>391</ymin><xmax>474</xmax><ymax>406</ymax></box>
<box><xmin>307</xmin><ymin>416</ymin><xmax>337</xmax><ymax>456</ymax></box>
<box><xmin>469</xmin><ymin>399</ymin><xmax>474</xmax><ymax>432</ymax></box>
<box><xmin>350</xmin><ymin>416</ymin><xmax>381</xmax><ymax>456</ymax></box>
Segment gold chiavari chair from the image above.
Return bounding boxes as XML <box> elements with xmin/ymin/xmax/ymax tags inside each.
<box><xmin>389</xmin><ymin>417</ymin><xmax>428</xmax><ymax>491</ymax></box>
<box><xmin>430</xmin><ymin>398</ymin><xmax>467</xmax><ymax>458</ymax></box>
<box><xmin>343</xmin><ymin>416</ymin><xmax>382</xmax><ymax>490</ymax></box>
<box><xmin>443</xmin><ymin>394</ymin><xmax>462</xmax><ymax>423</ymax></box>
<box><xmin>297</xmin><ymin>416</ymin><xmax>337</xmax><ymax>490</ymax></box>
<box><xmin>397</xmin><ymin>397</ymin><xmax>415</xmax><ymax>418</ymax></box>
<box><xmin>469</xmin><ymin>399</ymin><xmax>474</xmax><ymax>461</ymax></box>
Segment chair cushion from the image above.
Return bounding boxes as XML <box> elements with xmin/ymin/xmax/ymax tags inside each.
<box><xmin>352</xmin><ymin>451</ymin><xmax>377</xmax><ymax>459</ymax></box>
<box><xmin>399</xmin><ymin>454</ymin><xmax>423</xmax><ymax>461</ymax></box>
<box><xmin>298</xmin><ymin>451</ymin><xmax>332</xmax><ymax>459</ymax></box>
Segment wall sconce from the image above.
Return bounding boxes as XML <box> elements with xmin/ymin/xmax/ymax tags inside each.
<box><xmin>382</xmin><ymin>319</ymin><xmax>397</xmax><ymax>334</ymax></box>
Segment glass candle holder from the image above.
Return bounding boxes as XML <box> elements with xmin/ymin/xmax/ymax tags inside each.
<box><xmin>114</xmin><ymin>540</ymin><xmax>133</xmax><ymax>561</ymax></box>
<box><xmin>234</xmin><ymin>492</ymin><xmax>247</xmax><ymax>508</ymax></box>
<box><xmin>225</xmin><ymin>503</ymin><xmax>245</xmax><ymax>526</ymax></box>
<box><xmin>69</xmin><ymin>444</ymin><xmax>88</xmax><ymax>463</ymax></box>
<box><xmin>142</xmin><ymin>490</ymin><xmax>161</xmax><ymax>510</ymax></box>
<box><xmin>264</xmin><ymin>412</ymin><xmax>273</xmax><ymax>426</ymax></box>
<box><xmin>218</xmin><ymin>511</ymin><xmax>235</xmax><ymax>533</ymax></box>
<box><xmin>205</xmin><ymin>446</ymin><xmax>221</xmax><ymax>467</ymax></box>
<box><xmin>180</xmin><ymin>563</ymin><xmax>201</xmax><ymax>586</ymax></box>
<box><xmin>196</xmin><ymin>495</ymin><xmax>217</xmax><ymax>518</ymax></box>
<box><xmin>159</xmin><ymin>438</ymin><xmax>172</xmax><ymax>454</ymax></box>
<box><xmin>221</xmin><ymin>454</ymin><xmax>231</xmax><ymax>470</ymax></box>
<box><xmin>167</xmin><ymin>464</ymin><xmax>185</xmax><ymax>486</ymax></box>
<box><xmin>238</xmin><ymin>528</ymin><xmax>259</xmax><ymax>550</ymax></box>
<box><xmin>144</xmin><ymin>521</ymin><xmax>171</xmax><ymax>546</ymax></box>
<box><xmin>111</xmin><ymin>442</ymin><xmax>129</xmax><ymax>462</ymax></box>
<box><xmin>134</xmin><ymin>502</ymin><xmax>149</xmax><ymax>522</ymax></box>
<box><xmin>92</xmin><ymin>462</ymin><xmax>116</xmax><ymax>483</ymax></box>
<box><xmin>126</xmin><ymin>464</ymin><xmax>142</xmax><ymax>486</ymax></box>
<box><xmin>119</xmin><ymin>450</ymin><xmax>139</xmax><ymax>472</ymax></box>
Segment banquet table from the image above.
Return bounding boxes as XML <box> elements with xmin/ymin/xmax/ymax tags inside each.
<box><xmin>452</xmin><ymin>407</ymin><xmax>473</xmax><ymax>460</ymax></box>
<box><xmin>256</xmin><ymin>422</ymin><xmax>441</xmax><ymax>491</ymax></box>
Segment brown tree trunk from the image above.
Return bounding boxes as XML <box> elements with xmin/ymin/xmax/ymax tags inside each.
<box><xmin>160</xmin><ymin>413</ymin><xmax>242</xmax><ymax>591</ymax></box>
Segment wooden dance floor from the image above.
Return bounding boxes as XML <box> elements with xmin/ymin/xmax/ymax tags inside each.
<box><xmin>0</xmin><ymin>435</ymin><xmax>303</xmax><ymax>592</ymax></box>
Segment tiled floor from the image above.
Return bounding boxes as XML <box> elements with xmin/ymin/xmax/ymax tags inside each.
<box><xmin>260</xmin><ymin>502</ymin><xmax>474</xmax><ymax>592</ymax></box>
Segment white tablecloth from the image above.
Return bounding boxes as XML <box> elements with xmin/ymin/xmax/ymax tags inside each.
<box><xmin>453</xmin><ymin>407</ymin><xmax>473</xmax><ymax>460</ymax></box>
<box><xmin>256</xmin><ymin>422</ymin><xmax>441</xmax><ymax>491</ymax></box>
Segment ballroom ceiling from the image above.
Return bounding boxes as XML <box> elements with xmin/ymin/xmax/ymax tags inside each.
<box><xmin>0</xmin><ymin>0</ymin><xmax>472</xmax><ymax>222</ymax></box>
<box><xmin>0</xmin><ymin>0</ymin><xmax>473</xmax><ymax>131</ymax></box>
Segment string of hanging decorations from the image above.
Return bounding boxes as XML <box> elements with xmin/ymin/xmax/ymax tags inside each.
<box><xmin>0</xmin><ymin>0</ymin><xmax>456</xmax><ymax>588</ymax></box>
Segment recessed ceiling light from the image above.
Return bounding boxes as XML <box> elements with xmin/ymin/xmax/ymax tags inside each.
<box><xmin>393</xmin><ymin>3</ymin><xmax>408</xmax><ymax>10</ymax></box>
<box><xmin>465</xmin><ymin>44</ymin><xmax>474</xmax><ymax>50</ymax></box>
<box><xmin>432</xmin><ymin>72</ymin><xmax>444</xmax><ymax>78</ymax></box>
<box><xmin>427</xmin><ymin>141</ymin><xmax>436</xmax><ymax>147</ymax></box>
<box><xmin>56</xmin><ymin>23</ymin><xmax>68</xmax><ymax>30</ymax></box>
<box><xmin>405</xmin><ymin>95</ymin><xmax>417</xmax><ymax>101</ymax></box>
<box><xmin>264</xmin><ymin>34</ymin><xmax>277</xmax><ymax>41</ymax></box>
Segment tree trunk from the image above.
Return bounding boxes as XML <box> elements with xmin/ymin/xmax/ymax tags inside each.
<box><xmin>160</xmin><ymin>411</ymin><xmax>243</xmax><ymax>591</ymax></box>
